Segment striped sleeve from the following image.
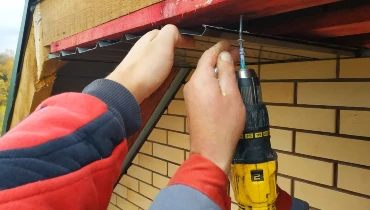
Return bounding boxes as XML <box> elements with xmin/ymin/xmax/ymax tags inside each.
<box><xmin>0</xmin><ymin>79</ymin><xmax>141</xmax><ymax>210</ymax></box>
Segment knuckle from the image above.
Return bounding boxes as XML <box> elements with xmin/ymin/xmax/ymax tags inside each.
<box><xmin>150</xmin><ymin>29</ymin><xmax>160</xmax><ymax>33</ymax></box>
<box><xmin>203</xmin><ymin>48</ymin><xmax>217</xmax><ymax>59</ymax></box>
<box><xmin>161</xmin><ymin>24</ymin><xmax>179</xmax><ymax>34</ymax></box>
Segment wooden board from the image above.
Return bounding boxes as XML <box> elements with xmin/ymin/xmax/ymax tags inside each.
<box><xmin>41</xmin><ymin>0</ymin><xmax>162</xmax><ymax>46</ymax></box>
<box><xmin>10</xmin><ymin>24</ymin><xmax>57</xmax><ymax>128</ymax></box>
<box><xmin>51</xmin><ymin>0</ymin><xmax>338</xmax><ymax>53</ymax></box>
<box><xmin>10</xmin><ymin>5</ymin><xmax>67</xmax><ymax>128</ymax></box>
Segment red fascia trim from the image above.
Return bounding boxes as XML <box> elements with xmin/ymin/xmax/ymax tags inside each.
<box><xmin>50</xmin><ymin>0</ymin><xmax>242</xmax><ymax>53</ymax></box>
<box><xmin>50</xmin><ymin>0</ymin><xmax>341</xmax><ymax>53</ymax></box>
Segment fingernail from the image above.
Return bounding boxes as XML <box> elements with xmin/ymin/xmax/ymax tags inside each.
<box><xmin>220</xmin><ymin>51</ymin><xmax>232</xmax><ymax>62</ymax></box>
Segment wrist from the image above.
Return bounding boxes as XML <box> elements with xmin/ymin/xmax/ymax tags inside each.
<box><xmin>190</xmin><ymin>151</ymin><xmax>231</xmax><ymax>175</ymax></box>
<box><xmin>106</xmin><ymin>71</ymin><xmax>145</xmax><ymax>104</ymax></box>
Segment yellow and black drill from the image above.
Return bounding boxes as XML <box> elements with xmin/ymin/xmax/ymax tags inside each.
<box><xmin>230</xmin><ymin>16</ymin><xmax>309</xmax><ymax>210</ymax></box>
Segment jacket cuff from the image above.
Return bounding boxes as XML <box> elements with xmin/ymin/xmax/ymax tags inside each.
<box><xmin>169</xmin><ymin>154</ymin><xmax>231</xmax><ymax>210</ymax></box>
<box><xmin>275</xmin><ymin>185</ymin><xmax>292</xmax><ymax>210</ymax></box>
<box><xmin>82</xmin><ymin>79</ymin><xmax>141</xmax><ymax>137</ymax></box>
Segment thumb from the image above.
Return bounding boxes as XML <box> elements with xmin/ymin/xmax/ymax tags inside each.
<box><xmin>217</xmin><ymin>51</ymin><xmax>238</xmax><ymax>96</ymax></box>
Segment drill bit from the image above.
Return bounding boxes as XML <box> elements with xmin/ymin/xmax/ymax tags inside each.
<box><xmin>238</xmin><ymin>15</ymin><xmax>247</xmax><ymax>70</ymax></box>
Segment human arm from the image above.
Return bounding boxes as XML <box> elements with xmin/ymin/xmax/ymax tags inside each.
<box><xmin>0</xmin><ymin>25</ymin><xmax>193</xmax><ymax>210</ymax></box>
<box><xmin>150</xmin><ymin>41</ymin><xmax>246</xmax><ymax>210</ymax></box>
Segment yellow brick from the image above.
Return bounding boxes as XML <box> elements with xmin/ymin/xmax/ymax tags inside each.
<box><xmin>186</xmin><ymin>151</ymin><xmax>190</xmax><ymax>159</ymax></box>
<box><xmin>119</xmin><ymin>175</ymin><xmax>139</xmax><ymax>192</ymax></box>
<box><xmin>277</xmin><ymin>152</ymin><xmax>333</xmax><ymax>185</ymax></box>
<box><xmin>296</xmin><ymin>132</ymin><xmax>370</xmax><ymax>166</ymax></box>
<box><xmin>261</xmin><ymin>82</ymin><xmax>294</xmax><ymax>103</ymax></box>
<box><xmin>168</xmin><ymin>100</ymin><xmax>186</xmax><ymax>116</ymax></box>
<box><xmin>110</xmin><ymin>194</ymin><xmax>117</xmax><ymax>205</ymax></box>
<box><xmin>231</xmin><ymin>203</ymin><xmax>239</xmax><ymax>210</ymax></box>
<box><xmin>340</xmin><ymin>58</ymin><xmax>370</xmax><ymax>78</ymax></box>
<box><xmin>138</xmin><ymin>154</ymin><xmax>167</xmax><ymax>175</ymax></box>
<box><xmin>260</xmin><ymin>60</ymin><xmax>336</xmax><ymax>80</ymax></box>
<box><xmin>175</xmin><ymin>85</ymin><xmax>185</xmax><ymax>99</ymax></box>
<box><xmin>338</xmin><ymin>165</ymin><xmax>370</xmax><ymax>196</ymax></box>
<box><xmin>153</xmin><ymin>143</ymin><xmax>185</xmax><ymax>164</ymax></box>
<box><xmin>108</xmin><ymin>203</ymin><xmax>121</xmax><ymax>210</ymax></box>
<box><xmin>148</xmin><ymin>128</ymin><xmax>167</xmax><ymax>144</ymax></box>
<box><xmin>168</xmin><ymin>163</ymin><xmax>180</xmax><ymax>177</ymax></box>
<box><xmin>117</xmin><ymin>196</ymin><xmax>139</xmax><ymax>210</ymax></box>
<box><xmin>277</xmin><ymin>176</ymin><xmax>292</xmax><ymax>195</ymax></box>
<box><xmin>127</xmin><ymin>190</ymin><xmax>152</xmax><ymax>210</ymax></box>
<box><xmin>295</xmin><ymin>181</ymin><xmax>370</xmax><ymax>210</ymax></box>
<box><xmin>298</xmin><ymin>82</ymin><xmax>370</xmax><ymax>108</ymax></box>
<box><xmin>113</xmin><ymin>184</ymin><xmax>127</xmax><ymax>198</ymax></box>
<box><xmin>132</xmin><ymin>155</ymin><xmax>139</xmax><ymax>165</ymax></box>
<box><xmin>168</xmin><ymin>131</ymin><xmax>190</xmax><ymax>150</ymax></box>
<box><xmin>127</xmin><ymin>165</ymin><xmax>152</xmax><ymax>184</ymax></box>
<box><xmin>139</xmin><ymin>182</ymin><xmax>160</xmax><ymax>200</ymax></box>
<box><xmin>231</xmin><ymin>203</ymin><xmax>238</xmax><ymax>210</ymax></box>
<box><xmin>267</xmin><ymin>106</ymin><xmax>336</xmax><ymax>132</ymax></box>
<box><xmin>270</xmin><ymin>128</ymin><xmax>293</xmax><ymax>152</ymax></box>
<box><xmin>139</xmin><ymin>141</ymin><xmax>152</xmax><ymax>155</ymax></box>
<box><xmin>153</xmin><ymin>173</ymin><xmax>170</xmax><ymax>189</ymax></box>
<box><xmin>156</xmin><ymin>115</ymin><xmax>184</xmax><ymax>132</ymax></box>
<box><xmin>340</xmin><ymin>110</ymin><xmax>370</xmax><ymax>137</ymax></box>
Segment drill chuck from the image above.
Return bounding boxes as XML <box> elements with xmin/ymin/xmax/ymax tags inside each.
<box><xmin>233</xmin><ymin>69</ymin><xmax>275</xmax><ymax>164</ymax></box>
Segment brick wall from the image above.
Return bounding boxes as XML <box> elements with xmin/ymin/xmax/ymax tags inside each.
<box><xmin>108</xmin><ymin>57</ymin><xmax>370</xmax><ymax>210</ymax></box>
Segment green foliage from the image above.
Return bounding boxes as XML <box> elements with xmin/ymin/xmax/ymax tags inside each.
<box><xmin>0</xmin><ymin>49</ymin><xmax>14</xmax><ymax>133</ymax></box>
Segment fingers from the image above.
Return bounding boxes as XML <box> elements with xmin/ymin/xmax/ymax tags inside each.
<box><xmin>188</xmin><ymin>41</ymin><xmax>231</xmax><ymax>93</ymax></box>
<box><xmin>197</xmin><ymin>40</ymin><xmax>231</xmax><ymax>70</ymax></box>
<box><xmin>229</xmin><ymin>48</ymin><xmax>240</xmax><ymax>63</ymax></box>
<box><xmin>141</xmin><ymin>29</ymin><xmax>160</xmax><ymax>42</ymax></box>
<box><xmin>188</xmin><ymin>41</ymin><xmax>239</xmax><ymax>94</ymax></box>
<box><xmin>129</xmin><ymin>29</ymin><xmax>160</xmax><ymax>53</ymax></box>
<box><xmin>217</xmin><ymin>51</ymin><xmax>238</xmax><ymax>97</ymax></box>
<box><xmin>154</xmin><ymin>24</ymin><xmax>195</xmax><ymax>48</ymax></box>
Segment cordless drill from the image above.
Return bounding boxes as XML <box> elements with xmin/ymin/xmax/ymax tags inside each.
<box><xmin>230</xmin><ymin>61</ymin><xmax>278</xmax><ymax>210</ymax></box>
<box><xmin>230</xmin><ymin>16</ymin><xmax>309</xmax><ymax>210</ymax></box>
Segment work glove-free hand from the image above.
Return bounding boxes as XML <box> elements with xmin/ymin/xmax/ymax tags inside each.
<box><xmin>184</xmin><ymin>41</ymin><xmax>246</xmax><ymax>175</ymax></box>
<box><xmin>107</xmin><ymin>25</ymin><xmax>195</xmax><ymax>104</ymax></box>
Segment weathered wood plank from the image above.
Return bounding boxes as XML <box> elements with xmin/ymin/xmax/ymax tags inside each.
<box><xmin>51</xmin><ymin>0</ymin><xmax>338</xmax><ymax>53</ymax></box>
<box><xmin>41</xmin><ymin>0</ymin><xmax>162</xmax><ymax>46</ymax></box>
<box><xmin>10</xmin><ymin>24</ymin><xmax>58</xmax><ymax>128</ymax></box>
<box><xmin>10</xmin><ymin>5</ymin><xmax>67</xmax><ymax>128</ymax></box>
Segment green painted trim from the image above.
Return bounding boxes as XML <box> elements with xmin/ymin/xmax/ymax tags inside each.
<box><xmin>115</xmin><ymin>68</ymin><xmax>190</xmax><ymax>186</ymax></box>
<box><xmin>2</xmin><ymin>0</ymin><xmax>37</xmax><ymax>134</ymax></box>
